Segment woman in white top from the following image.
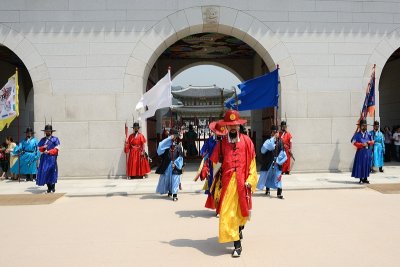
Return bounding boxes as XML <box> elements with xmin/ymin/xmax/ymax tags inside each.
<box><xmin>393</xmin><ymin>128</ymin><xmax>400</xmax><ymax>162</ymax></box>
<box><xmin>5</xmin><ymin>137</ymin><xmax>17</xmax><ymax>180</ymax></box>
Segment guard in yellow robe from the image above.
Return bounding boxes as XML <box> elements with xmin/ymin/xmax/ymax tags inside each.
<box><xmin>210</xmin><ymin>110</ymin><xmax>257</xmax><ymax>258</ymax></box>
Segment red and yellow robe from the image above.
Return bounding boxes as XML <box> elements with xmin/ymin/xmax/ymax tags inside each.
<box><xmin>279</xmin><ymin>130</ymin><xmax>292</xmax><ymax>173</ymax></box>
<box><xmin>124</xmin><ymin>132</ymin><xmax>150</xmax><ymax>177</ymax></box>
<box><xmin>210</xmin><ymin>134</ymin><xmax>257</xmax><ymax>243</ymax></box>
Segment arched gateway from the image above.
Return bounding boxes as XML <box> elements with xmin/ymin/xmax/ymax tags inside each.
<box><xmin>124</xmin><ymin>6</ymin><xmax>298</xmax><ymax>161</ymax></box>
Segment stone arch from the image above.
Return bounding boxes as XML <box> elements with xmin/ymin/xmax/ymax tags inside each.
<box><xmin>171</xmin><ymin>61</ymin><xmax>245</xmax><ymax>82</ymax></box>
<box><xmin>364</xmin><ymin>27</ymin><xmax>400</xmax><ymax>118</ymax></box>
<box><xmin>0</xmin><ymin>23</ymin><xmax>53</xmax><ymax>95</ymax></box>
<box><xmin>124</xmin><ymin>6</ymin><xmax>298</xmax><ymax>114</ymax></box>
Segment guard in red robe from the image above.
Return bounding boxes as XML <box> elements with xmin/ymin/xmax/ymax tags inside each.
<box><xmin>124</xmin><ymin>122</ymin><xmax>150</xmax><ymax>179</ymax></box>
<box><xmin>279</xmin><ymin>121</ymin><xmax>293</xmax><ymax>174</ymax></box>
<box><xmin>210</xmin><ymin>110</ymin><xmax>258</xmax><ymax>258</ymax></box>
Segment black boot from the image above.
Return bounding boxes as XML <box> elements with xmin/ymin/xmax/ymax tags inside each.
<box><xmin>379</xmin><ymin>167</ymin><xmax>384</xmax><ymax>172</ymax></box>
<box><xmin>277</xmin><ymin>188</ymin><xmax>284</xmax><ymax>199</ymax></box>
<box><xmin>172</xmin><ymin>194</ymin><xmax>178</xmax><ymax>201</ymax></box>
<box><xmin>46</xmin><ymin>184</ymin><xmax>51</xmax><ymax>193</ymax></box>
<box><xmin>232</xmin><ymin>240</ymin><xmax>242</xmax><ymax>257</ymax></box>
<box><xmin>363</xmin><ymin>179</ymin><xmax>370</xmax><ymax>184</ymax></box>
<box><xmin>239</xmin><ymin>225</ymin><xmax>244</xmax><ymax>240</ymax></box>
<box><xmin>51</xmin><ymin>184</ymin><xmax>56</xmax><ymax>193</ymax></box>
<box><xmin>265</xmin><ymin>188</ymin><xmax>270</xmax><ymax>196</ymax></box>
<box><xmin>167</xmin><ymin>191</ymin><xmax>172</xmax><ymax>197</ymax></box>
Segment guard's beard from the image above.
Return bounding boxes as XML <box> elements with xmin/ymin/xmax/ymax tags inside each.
<box><xmin>229</xmin><ymin>131</ymin><xmax>238</xmax><ymax>139</ymax></box>
<box><xmin>45</xmin><ymin>133</ymin><xmax>51</xmax><ymax>137</ymax></box>
<box><xmin>134</xmin><ymin>130</ymin><xmax>138</xmax><ymax>133</ymax></box>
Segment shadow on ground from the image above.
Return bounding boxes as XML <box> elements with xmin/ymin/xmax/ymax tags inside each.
<box><xmin>106</xmin><ymin>192</ymin><xmax>128</xmax><ymax>197</ymax></box>
<box><xmin>327</xmin><ymin>180</ymin><xmax>361</xmax><ymax>185</ymax></box>
<box><xmin>25</xmin><ymin>187</ymin><xmax>47</xmax><ymax>194</ymax></box>
<box><xmin>140</xmin><ymin>194</ymin><xmax>169</xmax><ymax>200</ymax></box>
<box><xmin>164</xmin><ymin>237</ymin><xmax>231</xmax><ymax>256</ymax></box>
<box><xmin>175</xmin><ymin>209</ymin><xmax>216</xmax><ymax>218</ymax></box>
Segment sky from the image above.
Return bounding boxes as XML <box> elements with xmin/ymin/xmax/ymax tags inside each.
<box><xmin>172</xmin><ymin>65</ymin><xmax>242</xmax><ymax>89</ymax></box>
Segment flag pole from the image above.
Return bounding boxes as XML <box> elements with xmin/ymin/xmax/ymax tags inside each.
<box><xmin>16</xmin><ymin>68</ymin><xmax>20</xmax><ymax>183</ymax></box>
<box><xmin>233</xmin><ymin>87</ymin><xmax>239</xmax><ymax>111</ymax></box>
<box><xmin>168</xmin><ymin>66</ymin><xmax>173</xmax><ymax>130</ymax></box>
<box><xmin>275</xmin><ymin>64</ymin><xmax>280</xmax><ymax>127</ymax></box>
<box><xmin>125</xmin><ymin>120</ymin><xmax>128</xmax><ymax>179</ymax></box>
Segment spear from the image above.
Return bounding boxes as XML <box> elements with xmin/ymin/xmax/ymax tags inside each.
<box><xmin>125</xmin><ymin>120</ymin><xmax>128</xmax><ymax>178</ymax></box>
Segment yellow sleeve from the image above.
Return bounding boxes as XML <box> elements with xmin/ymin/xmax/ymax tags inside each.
<box><xmin>246</xmin><ymin>158</ymin><xmax>258</xmax><ymax>193</ymax></box>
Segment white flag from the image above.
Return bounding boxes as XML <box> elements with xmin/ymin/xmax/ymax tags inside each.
<box><xmin>135</xmin><ymin>70</ymin><xmax>172</xmax><ymax>119</ymax></box>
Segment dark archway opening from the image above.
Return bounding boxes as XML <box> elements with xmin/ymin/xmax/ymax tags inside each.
<box><xmin>0</xmin><ymin>44</ymin><xmax>34</xmax><ymax>145</ymax></box>
<box><xmin>379</xmin><ymin>47</ymin><xmax>400</xmax><ymax>163</ymax></box>
<box><xmin>144</xmin><ymin>32</ymin><xmax>276</xmax><ymax>162</ymax></box>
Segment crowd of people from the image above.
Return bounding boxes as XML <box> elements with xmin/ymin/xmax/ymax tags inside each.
<box><xmin>147</xmin><ymin>109</ymin><xmax>294</xmax><ymax>258</ymax></box>
<box><xmin>0</xmin><ymin>125</ymin><xmax>60</xmax><ymax>193</ymax></box>
<box><xmin>383</xmin><ymin>125</ymin><xmax>400</xmax><ymax>162</ymax></box>
<box><xmin>351</xmin><ymin>121</ymin><xmax>400</xmax><ymax>184</ymax></box>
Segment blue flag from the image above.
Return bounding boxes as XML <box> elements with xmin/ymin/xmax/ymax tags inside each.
<box><xmin>361</xmin><ymin>70</ymin><xmax>375</xmax><ymax>118</ymax></box>
<box><xmin>225</xmin><ymin>69</ymin><xmax>279</xmax><ymax>111</ymax></box>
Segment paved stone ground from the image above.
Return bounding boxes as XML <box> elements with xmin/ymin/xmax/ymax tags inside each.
<box><xmin>0</xmin><ymin>163</ymin><xmax>399</xmax><ymax>196</ymax></box>
<box><xmin>1</xmin><ymin>187</ymin><xmax>400</xmax><ymax>266</ymax></box>
<box><xmin>1</xmin><ymin>163</ymin><xmax>400</xmax><ymax>266</ymax></box>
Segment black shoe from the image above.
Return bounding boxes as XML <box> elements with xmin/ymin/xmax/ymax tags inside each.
<box><xmin>363</xmin><ymin>179</ymin><xmax>370</xmax><ymax>184</ymax></box>
<box><xmin>379</xmin><ymin>167</ymin><xmax>384</xmax><ymax>173</ymax></box>
<box><xmin>232</xmin><ymin>247</ymin><xmax>242</xmax><ymax>257</ymax></box>
<box><xmin>167</xmin><ymin>192</ymin><xmax>172</xmax><ymax>197</ymax></box>
<box><xmin>172</xmin><ymin>197</ymin><xmax>178</xmax><ymax>201</ymax></box>
<box><xmin>265</xmin><ymin>189</ymin><xmax>270</xmax><ymax>196</ymax></box>
<box><xmin>277</xmin><ymin>195</ymin><xmax>284</xmax><ymax>199</ymax></box>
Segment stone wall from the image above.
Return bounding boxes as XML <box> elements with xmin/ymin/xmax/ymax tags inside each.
<box><xmin>0</xmin><ymin>0</ymin><xmax>399</xmax><ymax>177</ymax></box>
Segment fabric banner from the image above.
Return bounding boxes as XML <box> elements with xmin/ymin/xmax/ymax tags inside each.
<box><xmin>362</xmin><ymin>70</ymin><xmax>375</xmax><ymax>117</ymax></box>
<box><xmin>0</xmin><ymin>72</ymin><xmax>19</xmax><ymax>131</ymax></box>
<box><xmin>225</xmin><ymin>69</ymin><xmax>279</xmax><ymax>111</ymax></box>
<box><xmin>135</xmin><ymin>70</ymin><xmax>172</xmax><ymax>120</ymax></box>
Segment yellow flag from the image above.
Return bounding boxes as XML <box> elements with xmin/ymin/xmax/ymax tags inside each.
<box><xmin>0</xmin><ymin>69</ymin><xmax>19</xmax><ymax>131</ymax></box>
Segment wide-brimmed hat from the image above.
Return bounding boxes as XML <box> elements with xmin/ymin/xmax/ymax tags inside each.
<box><xmin>25</xmin><ymin>127</ymin><xmax>35</xmax><ymax>134</ymax></box>
<box><xmin>131</xmin><ymin>122</ymin><xmax>140</xmax><ymax>128</ymax></box>
<box><xmin>220</xmin><ymin>110</ymin><xmax>247</xmax><ymax>126</ymax></box>
<box><xmin>209</xmin><ymin>121</ymin><xmax>228</xmax><ymax>136</ymax></box>
<box><xmin>41</xmin><ymin>124</ymin><xmax>56</xmax><ymax>132</ymax></box>
<box><xmin>357</xmin><ymin>119</ymin><xmax>368</xmax><ymax>126</ymax></box>
<box><xmin>373</xmin><ymin>120</ymin><xmax>380</xmax><ymax>126</ymax></box>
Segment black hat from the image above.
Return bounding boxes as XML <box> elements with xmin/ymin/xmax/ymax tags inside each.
<box><xmin>169</xmin><ymin>128</ymin><xmax>178</xmax><ymax>135</ymax></box>
<box><xmin>132</xmin><ymin>122</ymin><xmax>140</xmax><ymax>128</ymax></box>
<box><xmin>25</xmin><ymin>127</ymin><xmax>35</xmax><ymax>134</ymax></box>
<box><xmin>373</xmin><ymin>120</ymin><xmax>380</xmax><ymax>126</ymax></box>
<box><xmin>271</xmin><ymin>125</ymin><xmax>278</xmax><ymax>131</ymax></box>
<box><xmin>41</xmin><ymin>124</ymin><xmax>56</xmax><ymax>132</ymax></box>
<box><xmin>280</xmin><ymin>121</ymin><xmax>287</xmax><ymax>126</ymax></box>
<box><xmin>358</xmin><ymin>119</ymin><xmax>367</xmax><ymax>126</ymax></box>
